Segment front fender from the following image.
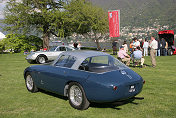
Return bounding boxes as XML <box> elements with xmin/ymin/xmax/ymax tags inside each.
<box><xmin>24</xmin><ymin>67</ymin><xmax>31</xmax><ymax>78</ymax></box>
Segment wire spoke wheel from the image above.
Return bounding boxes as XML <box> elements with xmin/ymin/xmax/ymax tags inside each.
<box><xmin>26</xmin><ymin>75</ymin><xmax>34</xmax><ymax>91</ymax></box>
<box><xmin>69</xmin><ymin>85</ymin><xmax>83</xmax><ymax>106</ymax></box>
<box><xmin>68</xmin><ymin>82</ymin><xmax>90</xmax><ymax>110</ymax></box>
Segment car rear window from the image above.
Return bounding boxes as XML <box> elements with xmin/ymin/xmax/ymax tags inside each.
<box><xmin>79</xmin><ymin>55</ymin><xmax>127</xmax><ymax>73</ymax></box>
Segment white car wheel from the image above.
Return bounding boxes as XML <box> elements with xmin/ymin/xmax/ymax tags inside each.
<box><xmin>37</xmin><ymin>56</ymin><xmax>46</xmax><ymax>64</ymax></box>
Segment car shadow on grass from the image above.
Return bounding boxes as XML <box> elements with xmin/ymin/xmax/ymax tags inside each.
<box><xmin>90</xmin><ymin>97</ymin><xmax>144</xmax><ymax>110</ymax></box>
<box><xmin>38</xmin><ymin>89</ymin><xmax>144</xmax><ymax>110</ymax></box>
<box><xmin>39</xmin><ymin>89</ymin><xmax>68</xmax><ymax>101</ymax></box>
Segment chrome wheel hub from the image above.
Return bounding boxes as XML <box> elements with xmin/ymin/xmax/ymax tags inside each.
<box><xmin>70</xmin><ymin>85</ymin><xmax>83</xmax><ymax>106</ymax></box>
<box><xmin>39</xmin><ymin>57</ymin><xmax>45</xmax><ymax>63</ymax></box>
<box><xmin>26</xmin><ymin>75</ymin><xmax>33</xmax><ymax>90</ymax></box>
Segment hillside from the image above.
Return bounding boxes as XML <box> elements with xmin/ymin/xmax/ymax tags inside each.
<box><xmin>1</xmin><ymin>1</ymin><xmax>176</xmax><ymax>34</ymax></box>
<box><xmin>91</xmin><ymin>0</ymin><xmax>176</xmax><ymax>29</ymax></box>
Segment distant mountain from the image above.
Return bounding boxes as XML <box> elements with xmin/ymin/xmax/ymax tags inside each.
<box><xmin>91</xmin><ymin>0</ymin><xmax>176</xmax><ymax>28</ymax></box>
<box><xmin>1</xmin><ymin>1</ymin><xmax>176</xmax><ymax>34</ymax></box>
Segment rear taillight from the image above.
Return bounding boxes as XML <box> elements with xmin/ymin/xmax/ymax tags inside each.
<box><xmin>113</xmin><ymin>86</ymin><xmax>118</xmax><ymax>91</ymax></box>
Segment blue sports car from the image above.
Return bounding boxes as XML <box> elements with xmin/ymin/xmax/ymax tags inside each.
<box><xmin>24</xmin><ymin>51</ymin><xmax>144</xmax><ymax>110</ymax></box>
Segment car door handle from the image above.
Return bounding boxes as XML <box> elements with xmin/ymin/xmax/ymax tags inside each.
<box><xmin>64</xmin><ymin>71</ymin><xmax>66</xmax><ymax>74</ymax></box>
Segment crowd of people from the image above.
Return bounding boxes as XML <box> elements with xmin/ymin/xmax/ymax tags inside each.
<box><xmin>112</xmin><ymin>36</ymin><xmax>168</xmax><ymax>68</ymax></box>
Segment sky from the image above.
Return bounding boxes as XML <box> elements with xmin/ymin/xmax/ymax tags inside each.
<box><xmin>0</xmin><ymin>0</ymin><xmax>7</xmax><ymax>19</ymax></box>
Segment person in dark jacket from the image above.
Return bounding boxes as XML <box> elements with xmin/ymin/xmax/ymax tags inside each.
<box><xmin>73</xmin><ymin>42</ymin><xmax>78</xmax><ymax>50</ymax></box>
<box><xmin>161</xmin><ymin>38</ymin><xmax>166</xmax><ymax>56</ymax></box>
<box><xmin>112</xmin><ymin>40</ymin><xmax>117</xmax><ymax>55</ymax></box>
<box><xmin>157</xmin><ymin>39</ymin><xmax>161</xmax><ymax>56</ymax></box>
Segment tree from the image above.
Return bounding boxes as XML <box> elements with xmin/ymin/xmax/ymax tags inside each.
<box><xmin>0</xmin><ymin>41</ymin><xmax>5</xmax><ymax>53</ymax></box>
<box><xmin>65</xmin><ymin>0</ymin><xmax>108</xmax><ymax>50</ymax></box>
<box><xmin>2</xmin><ymin>0</ymin><xmax>69</xmax><ymax>49</ymax></box>
<box><xmin>1</xmin><ymin>34</ymin><xmax>42</xmax><ymax>53</ymax></box>
<box><xmin>2</xmin><ymin>0</ymin><xmax>108</xmax><ymax>50</ymax></box>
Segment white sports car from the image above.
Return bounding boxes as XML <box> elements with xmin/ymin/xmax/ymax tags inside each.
<box><xmin>26</xmin><ymin>45</ymin><xmax>75</xmax><ymax>64</ymax></box>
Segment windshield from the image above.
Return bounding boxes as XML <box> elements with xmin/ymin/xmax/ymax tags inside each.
<box><xmin>79</xmin><ymin>55</ymin><xmax>127</xmax><ymax>73</ymax></box>
<box><xmin>49</xmin><ymin>46</ymin><xmax>57</xmax><ymax>51</ymax></box>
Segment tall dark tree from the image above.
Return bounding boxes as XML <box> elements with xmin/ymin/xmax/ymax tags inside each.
<box><xmin>2</xmin><ymin>0</ymin><xmax>69</xmax><ymax>49</ymax></box>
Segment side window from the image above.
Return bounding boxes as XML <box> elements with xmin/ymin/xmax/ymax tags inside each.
<box><xmin>79</xmin><ymin>58</ymin><xmax>90</xmax><ymax>71</ymax></box>
<box><xmin>64</xmin><ymin>56</ymin><xmax>77</xmax><ymax>68</ymax></box>
<box><xmin>55</xmin><ymin>55</ymin><xmax>69</xmax><ymax>67</ymax></box>
<box><xmin>55</xmin><ymin>55</ymin><xmax>76</xmax><ymax>68</ymax></box>
<box><xmin>81</xmin><ymin>58</ymin><xmax>90</xmax><ymax>66</ymax></box>
<box><xmin>56</xmin><ymin>47</ymin><xmax>66</xmax><ymax>51</ymax></box>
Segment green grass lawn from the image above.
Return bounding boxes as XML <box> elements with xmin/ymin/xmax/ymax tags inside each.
<box><xmin>0</xmin><ymin>53</ymin><xmax>176</xmax><ymax>118</ymax></box>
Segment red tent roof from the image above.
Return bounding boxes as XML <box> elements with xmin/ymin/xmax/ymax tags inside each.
<box><xmin>158</xmin><ymin>30</ymin><xmax>174</xmax><ymax>35</ymax></box>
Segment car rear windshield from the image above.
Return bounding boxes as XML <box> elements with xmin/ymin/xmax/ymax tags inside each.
<box><xmin>79</xmin><ymin>55</ymin><xmax>127</xmax><ymax>73</ymax></box>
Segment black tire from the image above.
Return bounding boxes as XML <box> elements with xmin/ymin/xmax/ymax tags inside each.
<box><xmin>25</xmin><ymin>72</ymin><xmax>38</xmax><ymax>93</ymax></box>
<box><xmin>27</xmin><ymin>60</ymin><xmax>35</xmax><ymax>64</ymax></box>
<box><xmin>36</xmin><ymin>55</ymin><xmax>47</xmax><ymax>64</ymax></box>
<box><xmin>68</xmin><ymin>82</ymin><xmax>90</xmax><ymax>110</ymax></box>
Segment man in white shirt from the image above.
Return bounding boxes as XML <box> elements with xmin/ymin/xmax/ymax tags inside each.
<box><xmin>133</xmin><ymin>38</ymin><xmax>140</xmax><ymax>48</ymax></box>
<box><xmin>143</xmin><ymin>39</ymin><xmax>149</xmax><ymax>56</ymax></box>
<box><xmin>149</xmin><ymin>36</ymin><xmax>158</xmax><ymax>67</ymax></box>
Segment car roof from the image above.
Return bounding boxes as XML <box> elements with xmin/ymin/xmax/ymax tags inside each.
<box><xmin>53</xmin><ymin>50</ymin><xmax>110</xmax><ymax>70</ymax></box>
<box><xmin>61</xmin><ymin>50</ymin><xmax>109</xmax><ymax>60</ymax></box>
<box><xmin>56</xmin><ymin>45</ymin><xmax>74</xmax><ymax>48</ymax></box>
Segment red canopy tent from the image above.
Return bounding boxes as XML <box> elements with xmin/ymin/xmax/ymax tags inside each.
<box><xmin>158</xmin><ymin>30</ymin><xmax>174</xmax><ymax>35</ymax></box>
<box><xmin>158</xmin><ymin>30</ymin><xmax>175</xmax><ymax>55</ymax></box>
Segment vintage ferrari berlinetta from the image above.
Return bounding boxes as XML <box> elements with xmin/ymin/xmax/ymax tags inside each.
<box><xmin>24</xmin><ymin>51</ymin><xmax>145</xmax><ymax>110</ymax></box>
<box><xmin>26</xmin><ymin>45</ymin><xmax>75</xmax><ymax>64</ymax></box>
